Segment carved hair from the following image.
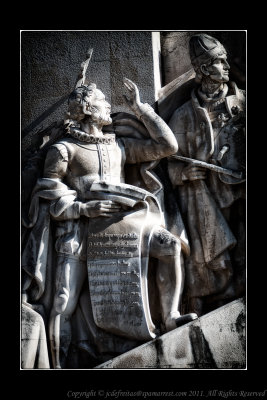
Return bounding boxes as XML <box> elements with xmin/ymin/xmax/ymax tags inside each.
<box><xmin>67</xmin><ymin>83</ymin><xmax>98</xmax><ymax>120</ymax></box>
<box><xmin>68</xmin><ymin>83</ymin><xmax>97</xmax><ymax>105</ymax></box>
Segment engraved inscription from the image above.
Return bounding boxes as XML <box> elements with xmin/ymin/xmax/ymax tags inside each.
<box><xmin>87</xmin><ymin>232</ymin><xmax>139</xmax><ymax>259</ymax></box>
<box><xmin>87</xmin><ymin>209</ymin><xmax>153</xmax><ymax>339</ymax></box>
<box><xmin>88</xmin><ymin>233</ymin><xmax>138</xmax><ymax>239</ymax></box>
<box><xmin>88</xmin><ymin>255</ymin><xmax>144</xmax><ymax>329</ymax></box>
<box><xmin>88</xmin><ymin>250</ymin><xmax>134</xmax><ymax>257</ymax></box>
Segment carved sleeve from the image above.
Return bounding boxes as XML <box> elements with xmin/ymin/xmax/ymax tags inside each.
<box><xmin>43</xmin><ymin>144</ymin><xmax>82</xmax><ymax>220</ymax></box>
<box><xmin>166</xmin><ymin>107</ymin><xmax>189</xmax><ymax>186</ymax></box>
<box><xmin>168</xmin><ymin>160</ymin><xmax>186</xmax><ymax>186</ymax></box>
<box><xmin>43</xmin><ymin>144</ymin><xmax>68</xmax><ymax>180</ymax></box>
<box><xmin>121</xmin><ymin>104</ymin><xmax>178</xmax><ymax>164</ymax></box>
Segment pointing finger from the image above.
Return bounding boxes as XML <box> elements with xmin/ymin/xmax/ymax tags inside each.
<box><xmin>123</xmin><ymin>79</ymin><xmax>133</xmax><ymax>91</ymax></box>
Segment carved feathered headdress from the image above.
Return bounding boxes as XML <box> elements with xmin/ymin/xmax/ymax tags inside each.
<box><xmin>74</xmin><ymin>48</ymin><xmax>94</xmax><ymax>88</ymax></box>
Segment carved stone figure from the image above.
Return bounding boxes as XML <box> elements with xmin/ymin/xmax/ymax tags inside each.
<box><xmin>167</xmin><ymin>34</ymin><xmax>246</xmax><ymax>317</ymax></box>
<box><xmin>22</xmin><ymin>55</ymin><xmax>196</xmax><ymax>368</ymax></box>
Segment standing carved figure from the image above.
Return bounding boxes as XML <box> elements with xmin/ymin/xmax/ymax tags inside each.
<box><xmin>22</xmin><ymin>70</ymin><xmax>196</xmax><ymax>368</ymax></box>
<box><xmin>167</xmin><ymin>34</ymin><xmax>246</xmax><ymax>316</ymax></box>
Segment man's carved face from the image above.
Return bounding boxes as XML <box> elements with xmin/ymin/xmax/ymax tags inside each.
<box><xmin>204</xmin><ymin>54</ymin><xmax>230</xmax><ymax>83</ymax></box>
<box><xmin>84</xmin><ymin>89</ymin><xmax>112</xmax><ymax>126</ymax></box>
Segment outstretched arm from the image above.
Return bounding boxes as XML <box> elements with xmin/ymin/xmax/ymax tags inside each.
<box><xmin>122</xmin><ymin>78</ymin><xmax>178</xmax><ymax>164</ymax></box>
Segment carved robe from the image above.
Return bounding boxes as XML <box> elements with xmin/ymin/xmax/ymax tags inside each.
<box><xmin>22</xmin><ymin>111</ymin><xmax>188</xmax><ymax>366</ymax></box>
<box><xmin>167</xmin><ymin>82</ymin><xmax>245</xmax><ymax>304</ymax></box>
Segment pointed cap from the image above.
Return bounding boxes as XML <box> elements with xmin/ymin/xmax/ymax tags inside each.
<box><xmin>189</xmin><ymin>34</ymin><xmax>226</xmax><ymax>68</ymax></box>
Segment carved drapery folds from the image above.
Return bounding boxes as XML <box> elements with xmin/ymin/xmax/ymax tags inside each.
<box><xmin>21</xmin><ymin>32</ymin><xmax>245</xmax><ymax>369</ymax></box>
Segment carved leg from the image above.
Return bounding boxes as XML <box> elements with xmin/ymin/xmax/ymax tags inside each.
<box><xmin>150</xmin><ymin>227</ymin><xmax>197</xmax><ymax>332</ymax></box>
<box><xmin>49</xmin><ymin>255</ymin><xmax>87</xmax><ymax>369</ymax></box>
<box><xmin>156</xmin><ymin>253</ymin><xmax>183</xmax><ymax>331</ymax></box>
<box><xmin>49</xmin><ymin>312</ymin><xmax>62</xmax><ymax>368</ymax></box>
<box><xmin>187</xmin><ymin>296</ymin><xmax>204</xmax><ymax>316</ymax></box>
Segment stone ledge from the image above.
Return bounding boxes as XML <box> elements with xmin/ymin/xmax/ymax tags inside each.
<box><xmin>95</xmin><ymin>297</ymin><xmax>246</xmax><ymax>369</ymax></box>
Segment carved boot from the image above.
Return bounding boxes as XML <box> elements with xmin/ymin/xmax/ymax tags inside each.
<box><xmin>165</xmin><ymin>311</ymin><xmax>198</xmax><ymax>332</ymax></box>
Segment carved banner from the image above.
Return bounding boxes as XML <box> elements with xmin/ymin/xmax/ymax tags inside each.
<box><xmin>87</xmin><ymin>203</ymin><xmax>157</xmax><ymax>341</ymax></box>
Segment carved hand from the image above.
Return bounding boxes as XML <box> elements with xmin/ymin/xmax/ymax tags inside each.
<box><xmin>80</xmin><ymin>200</ymin><xmax>121</xmax><ymax>218</ymax></box>
<box><xmin>183</xmin><ymin>164</ymin><xmax>207</xmax><ymax>181</ymax></box>
<box><xmin>123</xmin><ymin>78</ymin><xmax>143</xmax><ymax>116</ymax></box>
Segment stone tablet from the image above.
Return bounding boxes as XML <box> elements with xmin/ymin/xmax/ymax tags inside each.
<box><xmin>87</xmin><ymin>202</ymin><xmax>157</xmax><ymax>341</ymax></box>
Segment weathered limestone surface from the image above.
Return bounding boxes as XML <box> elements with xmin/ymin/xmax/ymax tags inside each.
<box><xmin>95</xmin><ymin>297</ymin><xmax>246</xmax><ymax>369</ymax></box>
<box><xmin>21</xmin><ymin>31</ymin><xmax>159</xmax><ymax>151</ymax></box>
<box><xmin>21</xmin><ymin>303</ymin><xmax>50</xmax><ymax>369</ymax></box>
<box><xmin>21</xmin><ymin>32</ymin><xmax>246</xmax><ymax>370</ymax></box>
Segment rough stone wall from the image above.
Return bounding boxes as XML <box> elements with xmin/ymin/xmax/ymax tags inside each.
<box><xmin>21</xmin><ymin>31</ymin><xmax>158</xmax><ymax>149</ymax></box>
<box><xmin>21</xmin><ymin>31</ymin><xmax>246</xmax><ymax>150</ymax></box>
<box><xmin>160</xmin><ymin>31</ymin><xmax>246</xmax><ymax>88</ymax></box>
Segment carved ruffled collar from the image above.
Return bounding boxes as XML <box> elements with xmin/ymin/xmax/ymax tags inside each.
<box><xmin>68</xmin><ymin>127</ymin><xmax>116</xmax><ymax>144</ymax></box>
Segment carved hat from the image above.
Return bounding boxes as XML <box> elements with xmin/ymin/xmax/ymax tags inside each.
<box><xmin>189</xmin><ymin>34</ymin><xmax>227</xmax><ymax>68</ymax></box>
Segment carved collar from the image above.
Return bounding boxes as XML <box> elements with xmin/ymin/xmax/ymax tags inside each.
<box><xmin>68</xmin><ymin>127</ymin><xmax>116</xmax><ymax>144</ymax></box>
<box><xmin>197</xmin><ymin>83</ymin><xmax>229</xmax><ymax>104</ymax></box>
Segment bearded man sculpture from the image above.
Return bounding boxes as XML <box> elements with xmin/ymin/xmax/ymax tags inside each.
<box><xmin>22</xmin><ymin>68</ymin><xmax>196</xmax><ymax>368</ymax></box>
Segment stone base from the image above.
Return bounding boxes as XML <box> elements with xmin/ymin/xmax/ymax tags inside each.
<box><xmin>95</xmin><ymin>297</ymin><xmax>246</xmax><ymax>369</ymax></box>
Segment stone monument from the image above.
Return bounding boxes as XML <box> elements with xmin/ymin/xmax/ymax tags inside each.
<box><xmin>21</xmin><ymin>32</ymin><xmax>246</xmax><ymax>370</ymax></box>
<box><xmin>21</xmin><ymin>49</ymin><xmax>196</xmax><ymax>369</ymax></box>
<box><xmin>167</xmin><ymin>33</ymin><xmax>246</xmax><ymax>317</ymax></box>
